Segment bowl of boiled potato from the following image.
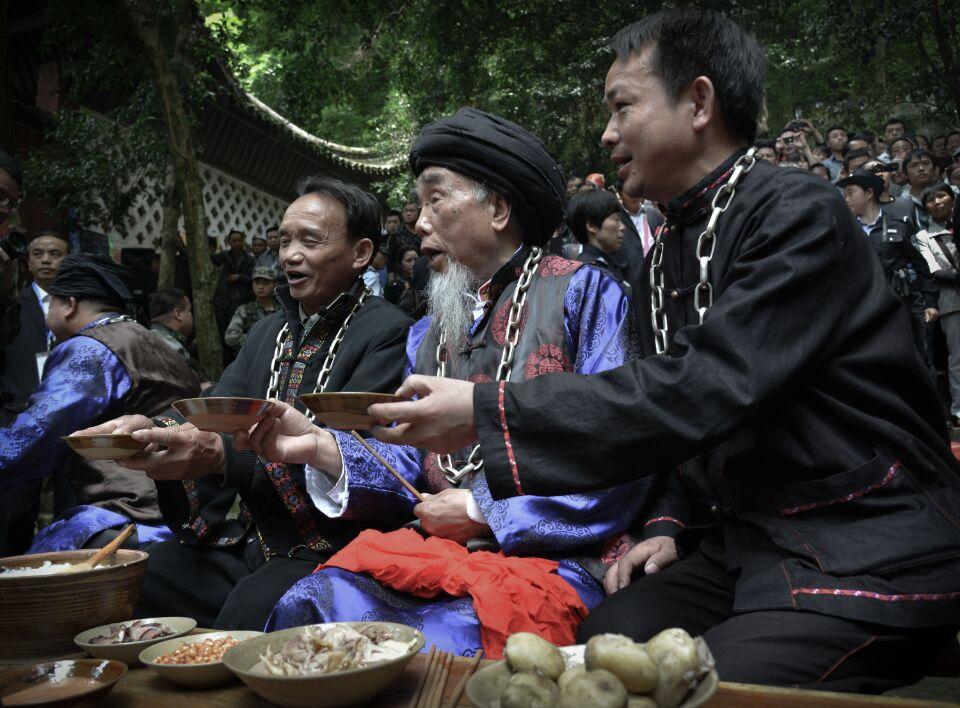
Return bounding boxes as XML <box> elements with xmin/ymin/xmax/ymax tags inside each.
<box><xmin>466</xmin><ymin>628</ymin><xmax>717</xmax><ymax>708</ymax></box>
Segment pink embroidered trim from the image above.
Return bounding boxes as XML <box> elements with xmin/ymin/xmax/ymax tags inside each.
<box><xmin>644</xmin><ymin>516</ymin><xmax>685</xmax><ymax>528</ymax></box>
<box><xmin>792</xmin><ymin>587</ymin><xmax>960</xmax><ymax>602</ymax></box>
<box><xmin>498</xmin><ymin>381</ymin><xmax>524</xmax><ymax>496</ymax></box>
<box><xmin>779</xmin><ymin>462</ymin><xmax>901</xmax><ymax>516</ymax></box>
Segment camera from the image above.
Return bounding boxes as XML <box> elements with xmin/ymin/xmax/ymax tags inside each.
<box><xmin>0</xmin><ymin>229</ymin><xmax>27</xmax><ymax>260</ymax></box>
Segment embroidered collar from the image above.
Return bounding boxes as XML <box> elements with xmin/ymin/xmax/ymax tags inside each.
<box><xmin>277</xmin><ymin>278</ymin><xmax>365</xmax><ymax>339</ymax></box>
<box><xmin>477</xmin><ymin>246</ymin><xmax>528</xmax><ymax>308</ymax></box>
<box><xmin>661</xmin><ymin>149</ymin><xmax>747</xmax><ymax>225</ymax></box>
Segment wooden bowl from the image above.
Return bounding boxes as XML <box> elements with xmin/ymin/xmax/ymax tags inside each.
<box><xmin>299</xmin><ymin>393</ymin><xmax>405</xmax><ymax>430</ymax></box>
<box><xmin>139</xmin><ymin>631</ymin><xmax>264</xmax><ymax>688</ymax></box>
<box><xmin>0</xmin><ymin>550</ymin><xmax>148</xmax><ymax>660</ymax></box>
<box><xmin>0</xmin><ymin>659</ymin><xmax>127</xmax><ymax>707</ymax></box>
<box><xmin>74</xmin><ymin>616</ymin><xmax>197</xmax><ymax>666</ymax></box>
<box><xmin>62</xmin><ymin>433</ymin><xmax>146</xmax><ymax>460</ymax></box>
<box><xmin>172</xmin><ymin>397</ymin><xmax>272</xmax><ymax>433</ymax></box>
<box><xmin>222</xmin><ymin>622</ymin><xmax>424</xmax><ymax>707</ymax></box>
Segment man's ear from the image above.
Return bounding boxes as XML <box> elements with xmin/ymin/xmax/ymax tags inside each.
<box><xmin>490</xmin><ymin>193</ymin><xmax>512</xmax><ymax>233</ymax></box>
<box><xmin>689</xmin><ymin>75</ymin><xmax>717</xmax><ymax>133</ymax></box>
<box><xmin>353</xmin><ymin>237</ymin><xmax>375</xmax><ymax>269</ymax></box>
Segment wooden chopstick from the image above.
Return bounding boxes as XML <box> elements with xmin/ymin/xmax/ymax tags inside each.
<box><xmin>408</xmin><ymin>645</ymin><xmax>437</xmax><ymax>708</ymax></box>
<box><xmin>85</xmin><ymin>524</ymin><xmax>135</xmax><ymax>568</ymax></box>
<box><xmin>421</xmin><ymin>650</ymin><xmax>452</xmax><ymax>708</ymax></box>
<box><xmin>350</xmin><ymin>430</ymin><xmax>426</xmax><ymax>502</ymax></box>
<box><xmin>443</xmin><ymin>650</ymin><xmax>483</xmax><ymax>708</ymax></box>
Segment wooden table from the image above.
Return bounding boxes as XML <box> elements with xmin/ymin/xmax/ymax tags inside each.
<box><xmin>82</xmin><ymin>654</ymin><xmax>955</xmax><ymax>707</ymax></box>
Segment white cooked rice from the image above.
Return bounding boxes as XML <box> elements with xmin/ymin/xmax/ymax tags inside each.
<box><xmin>0</xmin><ymin>561</ymin><xmax>75</xmax><ymax>577</ymax></box>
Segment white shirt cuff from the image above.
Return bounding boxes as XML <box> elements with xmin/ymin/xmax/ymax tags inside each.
<box><xmin>465</xmin><ymin>492</ymin><xmax>487</xmax><ymax>524</ymax></box>
<box><xmin>305</xmin><ymin>435</ymin><xmax>350</xmax><ymax>518</ymax></box>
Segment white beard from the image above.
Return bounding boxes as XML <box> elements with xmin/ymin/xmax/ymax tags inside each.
<box><xmin>426</xmin><ymin>257</ymin><xmax>477</xmax><ymax>371</ymax></box>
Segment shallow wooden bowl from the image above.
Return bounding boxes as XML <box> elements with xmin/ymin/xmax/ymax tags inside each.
<box><xmin>299</xmin><ymin>393</ymin><xmax>405</xmax><ymax>430</ymax></box>
<box><xmin>0</xmin><ymin>659</ymin><xmax>127</xmax><ymax>707</ymax></box>
<box><xmin>172</xmin><ymin>397</ymin><xmax>272</xmax><ymax>433</ymax></box>
<box><xmin>139</xmin><ymin>630</ymin><xmax>264</xmax><ymax>688</ymax></box>
<box><xmin>62</xmin><ymin>433</ymin><xmax>146</xmax><ymax>460</ymax></box>
<box><xmin>0</xmin><ymin>550</ymin><xmax>148</xmax><ymax>660</ymax></box>
<box><xmin>74</xmin><ymin>616</ymin><xmax>197</xmax><ymax>666</ymax></box>
<box><xmin>222</xmin><ymin>622</ymin><xmax>425</xmax><ymax>707</ymax></box>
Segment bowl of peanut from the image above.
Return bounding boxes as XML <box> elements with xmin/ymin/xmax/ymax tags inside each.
<box><xmin>139</xmin><ymin>630</ymin><xmax>263</xmax><ymax>687</ymax></box>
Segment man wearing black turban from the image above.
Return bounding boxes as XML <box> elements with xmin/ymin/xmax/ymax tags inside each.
<box><xmin>0</xmin><ymin>254</ymin><xmax>200</xmax><ymax>552</ymax></box>
<box><xmin>233</xmin><ymin>108</ymin><xmax>678</xmax><ymax>656</ymax></box>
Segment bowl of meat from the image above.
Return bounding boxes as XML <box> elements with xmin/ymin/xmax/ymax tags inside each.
<box><xmin>74</xmin><ymin>617</ymin><xmax>197</xmax><ymax>665</ymax></box>
<box><xmin>222</xmin><ymin>622</ymin><xmax>425</xmax><ymax>707</ymax></box>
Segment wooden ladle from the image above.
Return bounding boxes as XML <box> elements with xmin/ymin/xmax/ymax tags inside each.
<box><xmin>65</xmin><ymin>524</ymin><xmax>136</xmax><ymax>573</ymax></box>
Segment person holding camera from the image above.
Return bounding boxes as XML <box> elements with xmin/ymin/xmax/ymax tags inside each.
<box><xmin>840</xmin><ymin>168</ymin><xmax>938</xmax><ymax>372</ymax></box>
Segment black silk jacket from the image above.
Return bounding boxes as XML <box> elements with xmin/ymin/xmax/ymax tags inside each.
<box><xmin>156</xmin><ymin>282</ymin><xmax>413</xmax><ymax>561</ymax></box>
<box><xmin>475</xmin><ymin>153</ymin><xmax>960</xmax><ymax>628</ymax></box>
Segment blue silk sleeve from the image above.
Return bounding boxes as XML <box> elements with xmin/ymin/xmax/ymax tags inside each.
<box><xmin>0</xmin><ymin>336</ymin><xmax>132</xmax><ymax>489</ymax></box>
<box><xmin>471</xmin><ymin>266</ymin><xmax>648</xmax><ymax>555</ymax></box>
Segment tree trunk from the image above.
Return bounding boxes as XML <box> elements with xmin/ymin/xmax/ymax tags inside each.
<box><xmin>926</xmin><ymin>0</ymin><xmax>960</xmax><ymax>122</ymax></box>
<box><xmin>126</xmin><ymin>0</ymin><xmax>222</xmax><ymax>378</ymax></box>
<box><xmin>157</xmin><ymin>160</ymin><xmax>180</xmax><ymax>290</ymax></box>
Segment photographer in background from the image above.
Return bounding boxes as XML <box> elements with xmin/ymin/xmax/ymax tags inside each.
<box><xmin>0</xmin><ymin>150</ymin><xmax>25</xmax><ymax>347</ymax></box>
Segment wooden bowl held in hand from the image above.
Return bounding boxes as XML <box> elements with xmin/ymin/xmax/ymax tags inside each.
<box><xmin>299</xmin><ymin>393</ymin><xmax>405</xmax><ymax>430</ymax></box>
<box><xmin>62</xmin><ymin>433</ymin><xmax>146</xmax><ymax>460</ymax></box>
<box><xmin>0</xmin><ymin>659</ymin><xmax>127</xmax><ymax>707</ymax></box>
<box><xmin>0</xmin><ymin>550</ymin><xmax>148</xmax><ymax>660</ymax></box>
<box><xmin>172</xmin><ymin>397</ymin><xmax>272</xmax><ymax>433</ymax></box>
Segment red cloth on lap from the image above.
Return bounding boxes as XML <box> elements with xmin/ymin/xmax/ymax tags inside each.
<box><xmin>316</xmin><ymin>528</ymin><xmax>587</xmax><ymax>658</ymax></box>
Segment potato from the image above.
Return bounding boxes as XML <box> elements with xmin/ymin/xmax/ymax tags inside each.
<box><xmin>584</xmin><ymin>633</ymin><xmax>658</xmax><ymax>693</ymax></box>
<box><xmin>557</xmin><ymin>664</ymin><xmax>587</xmax><ymax>692</ymax></box>
<box><xmin>558</xmin><ymin>669</ymin><xmax>628</xmax><ymax>708</ymax></box>
<box><xmin>646</xmin><ymin>629</ymin><xmax>702</xmax><ymax>708</ymax></box>
<box><xmin>500</xmin><ymin>670</ymin><xmax>559</xmax><ymax>708</ymax></box>
<box><xmin>503</xmin><ymin>632</ymin><xmax>565</xmax><ymax>680</ymax></box>
<box><xmin>627</xmin><ymin>698</ymin><xmax>657</xmax><ymax>708</ymax></box>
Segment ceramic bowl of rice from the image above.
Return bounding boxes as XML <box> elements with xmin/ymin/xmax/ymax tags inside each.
<box><xmin>0</xmin><ymin>549</ymin><xmax>148</xmax><ymax>660</ymax></box>
<box><xmin>222</xmin><ymin>622</ymin><xmax>425</xmax><ymax>707</ymax></box>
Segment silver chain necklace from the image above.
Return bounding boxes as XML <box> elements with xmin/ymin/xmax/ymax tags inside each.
<box><xmin>265</xmin><ymin>288</ymin><xmax>369</xmax><ymax>421</ymax></box>
<box><xmin>434</xmin><ymin>247</ymin><xmax>544</xmax><ymax>484</ymax></box>
<box><xmin>649</xmin><ymin>148</ymin><xmax>757</xmax><ymax>354</ymax></box>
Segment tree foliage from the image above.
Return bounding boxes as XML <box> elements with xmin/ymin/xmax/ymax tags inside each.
<box><xmin>200</xmin><ymin>0</ymin><xmax>960</xmax><ymax>194</ymax></box>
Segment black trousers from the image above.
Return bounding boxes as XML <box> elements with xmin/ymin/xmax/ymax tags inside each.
<box><xmin>134</xmin><ymin>536</ymin><xmax>317</xmax><ymax>631</ymax></box>
<box><xmin>577</xmin><ymin>537</ymin><xmax>957</xmax><ymax>694</ymax></box>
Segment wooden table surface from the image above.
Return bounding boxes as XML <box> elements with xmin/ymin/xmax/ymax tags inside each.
<box><xmin>2</xmin><ymin>644</ymin><xmax>955</xmax><ymax>707</ymax></box>
<box><xmin>83</xmin><ymin>654</ymin><xmax>958</xmax><ymax>708</ymax></box>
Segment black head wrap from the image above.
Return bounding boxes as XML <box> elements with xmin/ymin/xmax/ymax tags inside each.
<box><xmin>47</xmin><ymin>254</ymin><xmax>133</xmax><ymax>304</ymax></box>
<box><xmin>409</xmin><ymin>107</ymin><xmax>567</xmax><ymax>245</ymax></box>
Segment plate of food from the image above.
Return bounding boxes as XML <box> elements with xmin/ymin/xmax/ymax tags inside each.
<box><xmin>466</xmin><ymin>629</ymin><xmax>717</xmax><ymax>708</ymax></box>
<box><xmin>62</xmin><ymin>433</ymin><xmax>146</xmax><ymax>460</ymax></box>
<box><xmin>298</xmin><ymin>393</ymin><xmax>405</xmax><ymax>430</ymax></box>
<box><xmin>74</xmin><ymin>617</ymin><xmax>197</xmax><ymax>665</ymax></box>
<box><xmin>222</xmin><ymin>621</ymin><xmax>424</xmax><ymax>707</ymax></box>
<box><xmin>139</xmin><ymin>630</ymin><xmax>263</xmax><ymax>687</ymax></box>
<box><xmin>172</xmin><ymin>397</ymin><xmax>272</xmax><ymax>433</ymax></box>
<box><xmin>0</xmin><ymin>659</ymin><xmax>127</xmax><ymax>707</ymax></box>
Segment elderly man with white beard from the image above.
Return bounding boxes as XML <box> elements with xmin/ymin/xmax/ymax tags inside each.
<box><xmin>240</xmin><ymin>108</ymin><xmax>680</xmax><ymax>658</ymax></box>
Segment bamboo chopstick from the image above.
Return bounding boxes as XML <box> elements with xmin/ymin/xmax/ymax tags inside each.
<box><xmin>443</xmin><ymin>650</ymin><xmax>483</xmax><ymax>708</ymax></box>
<box><xmin>350</xmin><ymin>430</ymin><xmax>426</xmax><ymax>502</ymax></box>
<box><xmin>423</xmin><ymin>650</ymin><xmax>453</xmax><ymax>708</ymax></box>
<box><xmin>408</xmin><ymin>645</ymin><xmax>438</xmax><ymax>708</ymax></box>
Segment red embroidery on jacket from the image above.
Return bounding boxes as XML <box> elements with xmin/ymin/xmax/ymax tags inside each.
<box><xmin>792</xmin><ymin>587</ymin><xmax>960</xmax><ymax>602</ymax></box>
<box><xmin>524</xmin><ymin>344</ymin><xmax>572</xmax><ymax>379</ymax></box>
<box><xmin>643</xmin><ymin>516</ymin><xmax>686</xmax><ymax>528</ymax></box>
<box><xmin>498</xmin><ymin>381</ymin><xmax>523</xmax><ymax>496</ymax></box>
<box><xmin>538</xmin><ymin>255</ymin><xmax>582</xmax><ymax>277</ymax></box>
<box><xmin>778</xmin><ymin>462</ymin><xmax>901</xmax><ymax>516</ymax></box>
<box><xmin>491</xmin><ymin>300</ymin><xmax>528</xmax><ymax>346</ymax></box>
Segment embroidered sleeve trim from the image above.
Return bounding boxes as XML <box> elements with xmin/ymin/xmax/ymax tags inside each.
<box><xmin>498</xmin><ymin>381</ymin><xmax>524</xmax><ymax>496</ymax></box>
<box><xmin>643</xmin><ymin>516</ymin><xmax>685</xmax><ymax>528</ymax></box>
<box><xmin>792</xmin><ymin>587</ymin><xmax>960</xmax><ymax>602</ymax></box>
<box><xmin>778</xmin><ymin>462</ymin><xmax>901</xmax><ymax>516</ymax></box>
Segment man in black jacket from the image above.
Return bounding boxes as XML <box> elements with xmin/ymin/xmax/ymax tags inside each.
<box><xmin>366</xmin><ymin>9</ymin><xmax>960</xmax><ymax>693</ymax></box>
<box><xmin>79</xmin><ymin>177</ymin><xmax>413</xmax><ymax>630</ymax></box>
